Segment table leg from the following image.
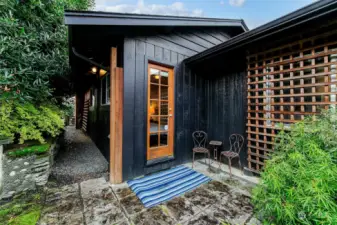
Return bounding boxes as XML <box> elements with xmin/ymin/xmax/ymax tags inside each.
<box><xmin>214</xmin><ymin>147</ymin><xmax>217</xmax><ymax>161</ymax></box>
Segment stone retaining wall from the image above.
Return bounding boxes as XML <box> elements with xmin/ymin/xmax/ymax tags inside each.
<box><xmin>0</xmin><ymin>139</ymin><xmax>61</xmax><ymax>199</ymax></box>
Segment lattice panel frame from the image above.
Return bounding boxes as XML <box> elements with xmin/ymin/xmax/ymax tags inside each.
<box><xmin>246</xmin><ymin>33</ymin><xmax>337</xmax><ymax>174</ymax></box>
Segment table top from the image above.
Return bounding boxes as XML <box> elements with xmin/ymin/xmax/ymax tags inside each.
<box><xmin>209</xmin><ymin>140</ymin><xmax>222</xmax><ymax>146</ymax></box>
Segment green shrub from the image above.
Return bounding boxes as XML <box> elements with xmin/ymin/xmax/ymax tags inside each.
<box><xmin>1</xmin><ymin>0</ymin><xmax>94</xmax><ymax>102</ymax></box>
<box><xmin>7</xmin><ymin>144</ymin><xmax>50</xmax><ymax>157</ymax></box>
<box><xmin>0</xmin><ymin>101</ymin><xmax>64</xmax><ymax>143</ymax></box>
<box><xmin>252</xmin><ymin>109</ymin><xmax>337</xmax><ymax>225</ymax></box>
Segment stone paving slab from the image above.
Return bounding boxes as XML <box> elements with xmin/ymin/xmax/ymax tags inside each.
<box><xmin>182</xmin><ymin>212</ymin><xmax>219</xmax><ymax>225</ymax></box>
<box><xmin>163</xmin><ymin>196</ymin><xmax>200</xmax><ymax>223</ymax></box>
<box><xmin>120</xmin><ymin>193</ymin><xmax>146</xmax><ymax>216</ymax></box>
<box><xmin>39</xmin><ymin>183</ymin><xmax>82</xmax><ymax>225</ymax></box>
<box><xmin>130</xmin><ymin>206</ymin><xmax>175</xmax><ymax>225</ymax></box>
<box><xmin>113</xmin><ymin>186</ymin><xmax>134</xmax><ymax>200</ymax></box>
<box><xmin>39</xmin><ymin>160</ymin><xmax>260</xmax><ymax>225</ymax></box>
<box><xmin>81</xmin><ymin>178</ymin><xmax>126</xmax><ymax>225</ymax></box>
<box><xmin>183</xmin><ymin>186</ymin><xmax>220</xmax><ymax>210</ymax></box>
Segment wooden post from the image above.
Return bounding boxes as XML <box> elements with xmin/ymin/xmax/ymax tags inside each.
<box><xmin>110</xmin><ymin>47</ymin><xmax>123</xmax><ymax>184</ymax></box>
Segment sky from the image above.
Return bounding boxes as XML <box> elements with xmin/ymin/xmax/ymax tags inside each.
<box><xmin>95</xmin><ymin>0</ymin><xmax>316</xmax><ymax>29</ymax></box>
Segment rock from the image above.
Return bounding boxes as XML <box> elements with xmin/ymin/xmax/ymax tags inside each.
<box><xmin>246</xmin><ymin>217</ymin><xmax>262</xmax><ymax>225</ymax></box>
<box><xmin>33</xmin><ymin>157</ymin><xmax>49</xmax><ymax>165</ymax></box>
<box><xmin>24</xmin><ymin>162</ymin><xmax>29</xmax><ymax>166</ymax></box>
<box><xmin>32</xmin><ymin>165</ymin><xmax>49</xmax><ymax>173</ymax></box>
<box><xmin>35</xmin><ymin>174</ymin><xmax>49</xmax><ymax>186</ymax></box>
<box><xmin>1</xmin><ymin>191</ymin><xmax>16</xmax><ymax>199</ymax></box>
<box><xmin>34</xmin><ymin>162</ymin><xmax>50</xmax><ymax>168</ymax></box>
<box><xmin>20</xmin><ymin>168</ymin><xmax>27</xmax><ymax>173</ymax></box>
<box><xmin>9</xmin><ymin>171</ymin><xmax>16</xmax><ymax>176</ymax></box>
<box><xmin>14</xmin><ymin>166</ymin><xmax>19</xmax><ymax>169</ymax></box>
<box><xmin>14</xmin><ymin>179</ymin><xmax>21</xmax><ymax>184</ymax></box>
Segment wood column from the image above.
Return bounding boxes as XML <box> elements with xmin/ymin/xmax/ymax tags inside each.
<box><xmin>110</xmin><ymin>47</ymin><xmax>124</xmax><ymax>183</ymax></box>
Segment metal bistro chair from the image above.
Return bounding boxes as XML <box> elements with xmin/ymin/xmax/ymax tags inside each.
<box><xmin>192</xmin><ymin>131</ymin><xmax>210</xmax><ymax>168</ymax></box>
<box><xmin>220</xmin><ymin>134</ymin><xmax>244</xmax><ymax>177</ymax></box>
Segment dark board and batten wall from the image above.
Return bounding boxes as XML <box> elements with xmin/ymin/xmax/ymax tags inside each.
<box><xmin>204</xmin><ymin>71</ymin><xmax>247</xmax><ymax>166</ymax></box>
<box><xmin>122</xmin><ymin>30</ymin><xmax>230</xmax><ymax>180</ymax></box>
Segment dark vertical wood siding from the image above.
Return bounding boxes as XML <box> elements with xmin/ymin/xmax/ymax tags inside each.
<box><xmin>87</xmin><ymin>90</ymin><xmax>111</xmax><ymax>160</ymax></box>
<box><xmin>122</xmin><ymin>29</ymin><xmax>226</xmax><ymax>180</ymax></box>
<box><xmin>205</xmin><ymin>71</ymin><xmax>248</xmax><ymax>166</ymax></box>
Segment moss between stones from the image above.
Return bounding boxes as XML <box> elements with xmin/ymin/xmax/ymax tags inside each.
<box><xmin>0</xmin><ymin>192</ymin><xmax>43</xmax><ymax>225</ymax></box>
<box><xmin>7</xmin><ymin>144</ymin><xmax>50</xmax><ymax>158</ymax></box>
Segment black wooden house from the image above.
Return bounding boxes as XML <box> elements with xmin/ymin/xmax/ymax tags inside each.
<box><xmin>65</xmin><ymin>12</ymin><xmax>247</xmax><ymax>183</ymax></box>
<box><xmin>65</xmin><ymin>0</ymin><xmax>337</xmax><ymax>183</ymax></box>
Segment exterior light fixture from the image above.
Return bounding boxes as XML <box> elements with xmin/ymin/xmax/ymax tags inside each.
<box><xmin>99</xmin><ymin>69</ymin><xmax>107</xmax><ymax>77</ymax></box>
<box><xmin>91</xmin><ymin>67</ymin><xmax>97</xmax><ymax>73</ymax></box>
<box><xmin>155</xmin><ymin>75</ymin><xmax>160</xmax><ymax>79</ymax></box>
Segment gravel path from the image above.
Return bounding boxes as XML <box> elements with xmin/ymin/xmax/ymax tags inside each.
<box><xmin>50</xmin><ymin>126</ymin><xmax>108</xmax><ymax>185</ymax></box>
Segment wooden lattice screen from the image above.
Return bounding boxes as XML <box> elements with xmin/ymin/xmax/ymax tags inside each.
<box><xmin>246</xmin><ymin>32</ymin><xmax>337</xmax><ymax>173</ymax></box>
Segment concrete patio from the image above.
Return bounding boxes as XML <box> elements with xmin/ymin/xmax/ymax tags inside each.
<box><xmin>39</xmin><ymin>159</ymin><xmax>261</xmax><ymax>225</ymax></box>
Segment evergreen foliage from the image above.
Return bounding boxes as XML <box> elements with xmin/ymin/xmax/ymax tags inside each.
<box><xmin>0</xmin><ymin>0</ymin><xmax>93</xmax><ymax>144</ymax></box>
<box><xmin>252</xmin><ymin>109</ymin><xmax>337</xmax><ymax>224</ymax></box>
<box><xmin>0</xmin><ymin>102</ymin><xmax>64</xmax><ymax>143</ymax></box>
<box><xmin>0</xmin><ymin>0</ymin><xmax>94</xmax><ymax>102</ymax></box>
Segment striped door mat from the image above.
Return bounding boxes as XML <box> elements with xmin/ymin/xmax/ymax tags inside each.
<box><xmin>127</xmin><ymin>165</ymin><xmax>211</xmax><ymax>208</ymax></box>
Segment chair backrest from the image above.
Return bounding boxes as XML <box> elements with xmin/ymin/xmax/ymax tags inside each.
<box><xmin>229</xmin><ymin>134</ymin><xmax>244</xmax><ymax>154</ymax></box>
<box><xmin>192</xmin><ymin>131</ymin><xmax>208</xmax><ymax>148</ymax></box>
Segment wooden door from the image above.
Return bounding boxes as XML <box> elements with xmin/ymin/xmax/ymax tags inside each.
<box><xmin>147</xmin><ymin>63</ymin><xmax>174</xmax><ymax>161</ymax></box>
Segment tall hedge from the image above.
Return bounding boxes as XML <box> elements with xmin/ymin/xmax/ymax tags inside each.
<box><xmin>0</xmin><ymin>0</ymin><xmax>94</xmax><ymax>102</ymax></box>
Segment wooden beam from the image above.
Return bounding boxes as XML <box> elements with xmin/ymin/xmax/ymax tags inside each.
<box><xmin>109</xmin><ymin>47</ymin><xmax>123</xmax><ymax>184</ymax></box>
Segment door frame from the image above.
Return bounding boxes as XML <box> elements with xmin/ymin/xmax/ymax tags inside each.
<box><xmin>144</xmin><ymin>57</ymin><xmax>177</xmax><ymax>166</ymax></box>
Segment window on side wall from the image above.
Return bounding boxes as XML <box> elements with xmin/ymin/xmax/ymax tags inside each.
<box><xmin>101</xmin><ymin>74</ymin><xmax>110</xmax><ymax>105</ymax></box>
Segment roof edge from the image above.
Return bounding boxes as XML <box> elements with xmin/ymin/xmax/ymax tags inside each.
<box><xmin>64</xmin><ymin>10</ymin><xmax>248</xmax><ymax>31</ymax></box>
<box><xmin>184</xmin><ymin>0</ymin><xmax>337</xmax><ymax>64</ymax></box>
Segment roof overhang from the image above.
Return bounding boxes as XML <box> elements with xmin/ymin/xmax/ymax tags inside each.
<box><xmin>64</xmin><ymin>10</ymin><xmax>248</xmax><ymax>32</ymax></box>
<box><xmin>185</xmin><ymin>0</ymin><xmax>337</xmax><ymax>65</ymax></box>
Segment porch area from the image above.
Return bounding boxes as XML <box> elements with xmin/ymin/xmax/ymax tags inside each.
<box><xmin>38</xmin><ymin>159</ymin><xmax>260</xmax><ymax>225</ymax></box>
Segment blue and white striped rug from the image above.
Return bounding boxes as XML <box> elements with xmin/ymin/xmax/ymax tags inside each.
<box><xmin>127</xmin><ymin>165</ymin><xmax>211</xmax><ymax>208</ymax></box>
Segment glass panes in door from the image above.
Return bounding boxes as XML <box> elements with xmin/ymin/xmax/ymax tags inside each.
<box><xmin>147</xmin><ymin>64</ymin><xmax>174</xmax><ymax>160</ymax></box>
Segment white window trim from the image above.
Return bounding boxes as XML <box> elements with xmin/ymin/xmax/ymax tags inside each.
<box><xmin>101</xmin><ymin>74</ymin><xmax>110</xmax><ymax>105</ymax></box>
